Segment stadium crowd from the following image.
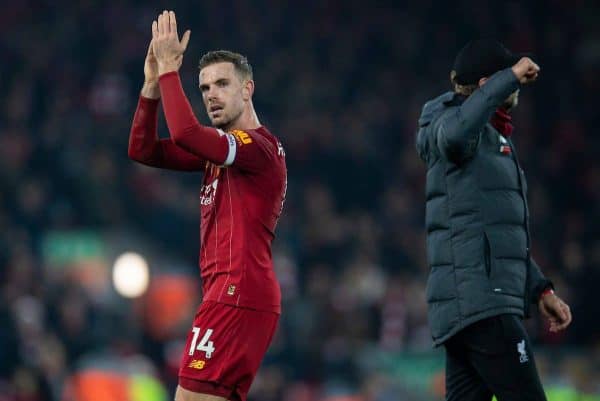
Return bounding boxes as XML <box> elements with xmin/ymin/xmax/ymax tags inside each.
<box><xmin>0</xmin><ymin>1</ymin><xmax>598</xmax><ymax>400</ymax></box>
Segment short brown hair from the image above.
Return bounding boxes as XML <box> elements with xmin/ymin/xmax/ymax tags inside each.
<box><xmin>198</xmin><ymin>50</ymin><xmax>253</xmax><ymax>80</ymax></box>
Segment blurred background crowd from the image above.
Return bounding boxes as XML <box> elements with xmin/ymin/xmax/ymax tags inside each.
<box><xmin>1</xmin><ymin>1</ymin><xmax>599</xmax><ymax>400</ymax></box>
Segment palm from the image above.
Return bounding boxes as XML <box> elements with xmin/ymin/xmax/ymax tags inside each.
<box><xmin>141</xmin><ymin>38</ymin><xmax>160</xmax><ymax>85</ymax></box>
<box><xmin>151</xmin><ymin>10</ymin><xmax>191</xmax><ymax>74</ymax></box>
<box><xmin>144</xmin><ymin>50</ymin><xmax>158</xmax><ymax>83</ymax></box>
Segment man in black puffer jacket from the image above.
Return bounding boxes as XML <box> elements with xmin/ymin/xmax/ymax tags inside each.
<box><xmin>416</xmin><ymin>39</ymin><xmax>572</xmax><ymax>401</ymax></box>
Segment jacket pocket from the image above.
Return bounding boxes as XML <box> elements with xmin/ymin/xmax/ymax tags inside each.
<box><xmin>490</xmin><ymin>258</ymin><xmax>527</xmax><ymax>297</ymax></box>
<box><xmin>425</xmin><ymin>264</ymin><xmax>456</xmax><ymax>302</ymax></box>
<box><xmin>483</xmin><ymin>232</ymin><xmax>491</xmax><ymax>277</ymax></box>
<box><xmin>484</xmin><ymin>229</ymin><xmax>527</xmax><ymax>297</ymax></box>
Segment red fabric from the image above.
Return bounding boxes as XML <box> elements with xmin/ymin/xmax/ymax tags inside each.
<box><xmin>128</xmin><ymin>96</ymin><xmax>206</xmax><ymax>171</ymax></box>
<box><xmin>541</xmin><ymin>288</ymin><xmax>554</xmax><ymax>298</ymax></box>
<box><xmin>178</xmin><ymin>378</ymin><xmax>232</xmax><ymax>400</ymax></box>
<box><xmin>179</xmin><ymin>301</ymin><xmax>279</xmax><ymax>401</ymax></box>
<box><xmin>158</xmin><ymin>72</ymin><xmax>229</xmax><ymax>164</ymax></box>
<box><xmin>129</xmin><ymin>72</ymin><xmax>287</xmax><ymax>314</ymax></box>
<box><xmin>197</xmin><ymin>126</ymin><xmax>286</xmax><ymax>313</ymax></box>
<box><xmin>490</xmin><ymin>107</ymin><xmax>514</xmax><ymax>137</ymax></box>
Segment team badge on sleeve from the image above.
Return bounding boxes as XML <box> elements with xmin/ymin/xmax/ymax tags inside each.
<box><xmin>221</xmin><ymin>134</ymin><xmax>237</xmax><ymax>167</ymax></box>
<box><xmin>231</xmin><ymin>130</ymin><xmax>253</xmax><ymax>145</ymax></box>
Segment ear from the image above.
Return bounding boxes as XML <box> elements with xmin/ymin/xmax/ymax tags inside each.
<box><xmin>478</xmin><ymin>77</ymin><xmax>489</xmax><ymax>87</ymax></box>
<box><xmin>450</xmin><ymin>70</ymin><xmax>457</xmax><ymax>84</ymax></box>
<box><xmin>242</xmin><ymin>79</ymin><xmax>254</xmax><ymax>101</ymax></box>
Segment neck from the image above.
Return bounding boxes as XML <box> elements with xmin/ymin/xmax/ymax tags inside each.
<box><xmin>224</xmin><ymin>103</ymin><xmax>260</xmax><ymax>131</ymax></box>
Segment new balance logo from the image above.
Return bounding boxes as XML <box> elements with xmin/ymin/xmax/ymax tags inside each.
<box><xmin>517</xmin><ymin>339</ymin><xmax>529</xmax><ymax>364</ymax></box>
<box><xmin>188</xmin><ymin>359</ymin><xmax>206</xmax><ymax>370</ymax></box>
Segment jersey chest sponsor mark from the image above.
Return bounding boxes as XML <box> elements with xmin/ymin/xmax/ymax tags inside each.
<box><xmin>200</xmin><ymin>178</ymin><xmax>219</xmax><ymax>206</ymax></box>
<box><xmin>200</xmin><ymin>164</ymin><xmax>222</xmax><ymax>206</ymax></box>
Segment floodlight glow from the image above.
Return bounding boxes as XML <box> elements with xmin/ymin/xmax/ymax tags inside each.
<box><xmin>113</xmin><ymin>252</ymin><xmax>150</xmax><ymax>298</ymax></box>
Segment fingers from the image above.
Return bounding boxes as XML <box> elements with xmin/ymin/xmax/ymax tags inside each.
<box><xmin>524</xmin><ymin>58</ymin><xmax>539</xmax><ymax>70</ymax></box>
<box><xmin>513</xmin><ymin>57</ymin><xmax>541</xmax><ymax>84</ymax></box>
<box><xmin>146</xmin><ymin>39</ymin><xmax>154</xmax><ymax>57</ymax></box>
<box><xmin>169</xmin><ymin>11</ymin><xmax>178</xmax><ymax>37</ymax></box>
<box><xmin>158</xmin><ymin>10</ymin><xmax>169</xmax><ymax>35</ymax></box>
<box><xmin>527</xmin><ymin>60</ymin><xmax>540</xmax><ymax>78</ymax></box>
<box><xmin>526</xmin><ymin>72</ymin><xmax>539</xmax><ymax>84</ymax></box>
<box><xmin>152</xmin><ymin>20</ymin><xmax>158</xmax><ymax>40</ymax></box>
<box><xmin>520</xmin><ymin>57</ymin><xmax>539</xmax><ymax>70</ymax></box>
<box><xmin>153</xmin><ymin>9</ymin><xmax>188</xmax><ymax>63</ymax></box>
<box><xmin>557</xmin><ymin>302</ymin><xmax>567</xmax><ymax>321</ymax></box>
<box><xmin>545</xmin><ymin>298</ymin><xmax>572</xmax><ymax>332</ymax></box>
<box><xmin>164</xmin><ymin>10</ymin><xmax>171</xmax><ymax>34</ymax></box>
<box><xmin>181</xmin><ymin>30</ymin><xmax>191</xmax><ymax>52</ymax></box>
<box><xmin>555</xmin><ymin>302</ymin><xmax>572</xmax><ymax>331</ymax></box>
<box><xmin>156</xmin><ymin>10</ymin><xmax>182</xmax><ymax>38</ymax></box>
<box><xmin>547</xmin><ymin>303</ymin><xmax>561</xmax><ymax>332</ymax></box>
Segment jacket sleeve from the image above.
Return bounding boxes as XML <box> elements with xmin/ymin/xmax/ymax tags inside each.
<box><xmin>432</xmin><ymin>68</ymin><xmax>520</xmax><ymax>163</ymax></box>
<box><xmin>528</xmin><ymin>257</ymin><xmax>554</xmax><ymax>304</ymax></box>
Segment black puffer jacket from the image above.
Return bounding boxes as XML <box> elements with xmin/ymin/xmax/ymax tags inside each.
<box><xmin>416</xmin><ymin>68</ymin><xmax>552</xmax><ymax>345</ymax></box>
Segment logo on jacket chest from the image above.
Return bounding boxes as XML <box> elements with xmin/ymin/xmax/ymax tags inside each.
<box><xmin>499</xmin><ymin>134</ymin><xmax>512</xmax><ymax>155</ymax></box>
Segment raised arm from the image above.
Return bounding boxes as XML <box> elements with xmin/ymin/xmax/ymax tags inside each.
<box><xmin>151</xmin><ymin>10</ymin><xmax>277</xmax><ymax>171</ymax></box>
<box><xmin>128</xmin><ymin>94</ymin><xmax>206</xmax><ymax>171</ymax></box>
<box><xmin>432</xmin><ymin>68</ymin><xmax>520</xmax><ymax>162</ymax></box>
<box><xmin>158</xmin><ymin>72</ymin><xmax>232</xmax><ymax>165</ymax></box>
<box><xmin>127</xmin><ymin>34</ymin><xmax>205</xmax><ymax>171</ymax></box>
<box><xmin>434</xmin><ymin>57</ymin><xmax>541</xmax><ymax>163</ymax></box>
<box><xmin>149</xmin><ymin>11</ymin><xmax>233</xmax><ymax>167</ymax></box>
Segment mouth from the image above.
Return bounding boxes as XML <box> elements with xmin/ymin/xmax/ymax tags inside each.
<box><xmin>209</xmin><ymin>104</ymin><xmax>224</xmax><ymax>116</ymax></box>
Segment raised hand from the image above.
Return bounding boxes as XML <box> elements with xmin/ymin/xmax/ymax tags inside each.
<box><xmin>152</xmin><ymin>10</ymin><xmax>191</xmax><ymax>75</ymax></box>
<box><xmin>140</xmin><ymin>41</ymin><xmax>160</xmax><ymax>99</ymax></box>
<box><xmin>144</xmin><ymin>40</ymin><xmax>159</xmax><ymax>84</ymax></box>
<box><xmin>511</xmin><ymin>57</ymin><xmax>540</xmax><ymax>84</ymax></box>
<box><xmin>140</xmin><ymin>40</ymin><xmax>161</xmax><ymax>99</ymax></box>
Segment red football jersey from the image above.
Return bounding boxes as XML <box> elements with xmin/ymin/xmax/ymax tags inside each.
<box><xmin>198</xmin><ymin>127</ymin><xmax>286</xmax><ymax>313</ymax></box>
<box><xmin>128</xmin><ymin>72</ymin><xmax>286</xmax><ymax>314</ymax></box>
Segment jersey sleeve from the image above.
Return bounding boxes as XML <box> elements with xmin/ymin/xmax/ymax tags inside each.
<box><xmin>158</xmin><ymin>72</ymin><xmax>231</xmax><ymax>165</ymax></box>
<box><xmin>227</xmin><ymin>129</ymin><xmax>278</xmax><ymax>173</ymax></box>
<box><xmin>158</xmin><ymin>72</ymin><xmax>277</xmax><ymax>173</ymax></box>
<box><xmin>128</xmin><ymin>96</ymin><xmax>206</xmax><ymax>171</ymax></box>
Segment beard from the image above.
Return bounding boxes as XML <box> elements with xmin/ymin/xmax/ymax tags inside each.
<box><xmin>503</xmin><ymin>90</ymin><xmax>520</xmax><ymax>110</ymax></box>
<box><xmin>211</xmin><ymin>107</ymin><xmax>244</xmax><ymax>130</ymax></box>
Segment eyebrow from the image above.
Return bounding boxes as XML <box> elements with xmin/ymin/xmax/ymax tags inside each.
<box><xmin>199</xmin><ymin>78</ymin><xmax>230</xmax><ymax>90</ymax></box>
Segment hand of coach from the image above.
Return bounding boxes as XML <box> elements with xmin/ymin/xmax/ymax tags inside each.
<box><xmin>152</xmin><ymin>10</ymin><xmax>191</xmax><ymax>75</ymax></box>
<box><xmin>539</xmin><ymin>289</ymin><xmax>572</xmax><ymax>332</ymax></box>
<box><xmin>511</xmin><ymin>57</ymin><xmax>540</xmax><ymax>84</ymax></box>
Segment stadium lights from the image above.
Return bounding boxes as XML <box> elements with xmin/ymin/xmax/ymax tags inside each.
<box><xmin>112</xmin><ymin>252</ymin><xmax>150</xmax><ymax>298</ymax></box>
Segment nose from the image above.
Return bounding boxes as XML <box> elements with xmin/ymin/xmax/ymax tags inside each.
<box><xmin>206</xmin><ymin>91</ymin><xmax>215</xmax><ymax>102</ymax></box>
<box><xmin>206</xmin><ymin>85</ymin><xmax>219</xmax><ymax>102</ymax></box>
<box><xmin>206</xmin><ymin>84</ymin><xmax>219</xmax><ymax>99</ymax></box>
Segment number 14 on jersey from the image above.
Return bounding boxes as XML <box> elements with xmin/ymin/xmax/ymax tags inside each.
<box><xmin>188</xmin><ymin>327</ymin><xmax>215</xmax><ymax>359</ymax></box>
